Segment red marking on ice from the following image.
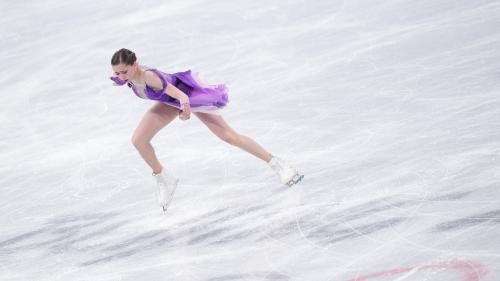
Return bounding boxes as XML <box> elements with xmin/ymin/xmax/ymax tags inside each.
<box><xmin>346</xmin><ymin>260</ymin><xmax>487</xmax><ymax>281</ymax></box>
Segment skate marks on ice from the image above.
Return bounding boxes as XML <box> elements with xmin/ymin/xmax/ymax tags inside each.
<box><xmin>0</xmin><ymin>190</ymin><xmax>490</xmax><ymax>268</ymax></box>
<box><xmin>257</xmin><ymin>190</ymin><xmax>478</xmax><ymax>246</ymax></box>
<box><xmin>432</xmin><ymin>209</ymin><xmax>500</xmax><ymax>232</ymax></box>
<box><xmin>0</xmin><ymin>212</ymin><xmax>149</xmax><ymax>266</ymax></box>
<box><xmin>205</xmin><ymin>260</ymin><xmax>487</xmax><ymax>281</ymax></box>
<box><xmin>0</xmin><ymin>206</ymin><xmax>268</xmax><ymax>266</ymax></box>
<box><xmin>0</xmin><ymin>212</ymin><xmax>122</xmax><ymax>253</ymax></box>
<box><xmin>343</xmin><ymin>260</ymin><xmax>488</xmax><ymax>281</ymax></box>
<box><xmin>206</xmin><ymin>271</ymin><xmax>290</xmax><ymax>281</ymax></box>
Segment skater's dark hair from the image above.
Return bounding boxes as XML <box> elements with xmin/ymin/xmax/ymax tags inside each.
<box><xmin>111</xmin><ymin>48</ymin><xmax>137</xmax><ymax>66</ymax></box>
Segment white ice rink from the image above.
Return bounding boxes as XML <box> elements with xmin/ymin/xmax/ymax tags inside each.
<box><xmin>1</xmin><ymin>0</ymin><xmax>500</xmax><ymax>280</ymax></box>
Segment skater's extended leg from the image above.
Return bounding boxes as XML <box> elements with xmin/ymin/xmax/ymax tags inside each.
<box><xmin>132</xmin><ymin>102</ymin><xmax>178</xmax><ymax>173</ymax></box>
<box><xmin>194</xmin><ymin>112</ymin><xmax>273</xmax><ymax>162</ymax></box>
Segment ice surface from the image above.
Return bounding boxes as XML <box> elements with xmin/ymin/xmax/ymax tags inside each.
<box><xmin>1</xmin><ymin>0</ymin><xmax>499</xmax><ymax>280</ymax></box>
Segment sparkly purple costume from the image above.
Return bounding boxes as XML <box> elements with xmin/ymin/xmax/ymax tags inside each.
<box><xmin>110</xmin><ymin>67</ymin><xmax>229</xmax><ymax>114</ymax></box>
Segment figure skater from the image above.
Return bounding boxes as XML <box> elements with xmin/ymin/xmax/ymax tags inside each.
<box><xmin>109</xmin><ymin>48</ymin><xmax>303</xmax><ymax>212</ymax></box>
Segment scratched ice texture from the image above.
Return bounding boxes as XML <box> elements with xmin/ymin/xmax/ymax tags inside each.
<box><xmin>0</xmin><ymin>0</ymin><xmax>499</xmax><ymax>280</ymax></box>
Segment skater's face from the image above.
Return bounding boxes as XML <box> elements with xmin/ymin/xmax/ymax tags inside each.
<box><xmin>112</xmin><ymin>63</ymin><xmax>137</xmax><ymax>82</ymax></box>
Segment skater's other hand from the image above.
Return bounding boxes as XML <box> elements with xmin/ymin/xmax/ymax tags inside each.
<box><xmin>179</xmin><ymin>104</ymin><xmax>191</xmax><ymax>121</ymax></box>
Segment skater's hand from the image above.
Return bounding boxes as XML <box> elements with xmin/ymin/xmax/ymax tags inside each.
<box><xmin>109</xmin><ymin>76</ymin><xmax>127</xmax><ymax>86</ymax></box>
<box><xmin>179</xmin><ymin>103</ymin><xmax>191</xmax><ymax>121</ymax></box>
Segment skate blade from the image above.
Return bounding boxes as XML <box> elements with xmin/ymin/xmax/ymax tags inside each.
<box><xmin>286</xmin><ymin>174</ymin><xmax>304</xmax><ymax>187</ymax></box>
<box><xmin>161</xmin><ymin>198</ymin><xmax>174</xmax><ymax>213</ymax></box>
<box><xmin>159</xmin><ymin>180</ymin><xmax>179</xmax><ymax>213</ymax></box>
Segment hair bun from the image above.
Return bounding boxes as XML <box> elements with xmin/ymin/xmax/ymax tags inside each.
<box><xmin>111</xmin><ymin>48</ymin><xmax>137</xmax><ymax>65</ymax></box>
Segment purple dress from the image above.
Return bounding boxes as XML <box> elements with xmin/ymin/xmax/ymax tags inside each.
<box><xmin>110</xmin><ymin>67</ymin><xmax>229</xmax><ymax>114</ymax></box>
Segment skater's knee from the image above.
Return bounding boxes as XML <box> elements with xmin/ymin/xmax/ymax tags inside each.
<box><xmin>131</xmin><ymin>135</ymin><xmax>149</xmax><ymax>149</ymax></box>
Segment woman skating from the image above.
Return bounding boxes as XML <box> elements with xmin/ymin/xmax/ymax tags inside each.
<box><xmin>110</xmin><ymin>48</ymin><xmax>303</xmax><ymax>212</ymax></box>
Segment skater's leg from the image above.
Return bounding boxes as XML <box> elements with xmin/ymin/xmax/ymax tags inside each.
<box><xmin>132</xmin><ymin>102</ymin><xmax>178</xmax><ymax>173</ymax></box>
<box><xmin>193</xmin><ymin>112</ymin><xmax>273</xmax><ymax>162</ymax></box>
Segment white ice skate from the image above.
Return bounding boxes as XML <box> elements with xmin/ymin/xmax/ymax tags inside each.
<box><xmin>268</xmin><ymin>156</ymin><xmax>304</xmax><ymax>187</ymax></box>
<box><xmin>152</xmin><ymin>169</ymin><xmax>179</xmax><ymax>212</ymax></box>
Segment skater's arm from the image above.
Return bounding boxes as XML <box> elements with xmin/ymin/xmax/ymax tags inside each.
<box><xmin>144</xmin><ymin>71</ymin><xmax>189</xmax><ymax>104</ymax></box>
<box><xmin>164</xmin><ymin>83</ymin><xmax>190</xmax><ymax>104</ymax></box>
<box><xmin>166</xmin><ymin>83</ymin><xmax>191</xmax><ymax>121</ymax></box>
<box><xmin>143</xmin><ymin>71</ymin><xmax>190</xmax><ymax>120</ymax></box>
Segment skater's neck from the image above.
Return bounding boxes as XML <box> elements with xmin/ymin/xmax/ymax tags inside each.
<box><xmin>130</xmin><ymin>65</ymin><xmax>145</xmax><ymax>85</ymax></box>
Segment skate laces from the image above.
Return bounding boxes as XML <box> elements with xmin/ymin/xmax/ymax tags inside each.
<box><xmin>153</xmin><ymin>171</ymin><xmax>168</xmax><ymax>185</ymax></box>
<box><xmin>153</xmin><ymin>171</ymin><xmax>178</xmax><ymax>186</ymax></box>
<box><xmin>270</xmin><ymin>158</ymin><xmax>286</xmax><ymax>175</ymax></box>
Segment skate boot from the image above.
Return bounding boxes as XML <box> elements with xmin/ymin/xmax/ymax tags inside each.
<box><xmin>268</xmin><ymin>156</ymin><xmax>304</xmax><ymax>187</ymax></box>
<box><xmin>152</xmin><ymin>169</ymin><xmax>179</xmax><ymax>212</ymax></box>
